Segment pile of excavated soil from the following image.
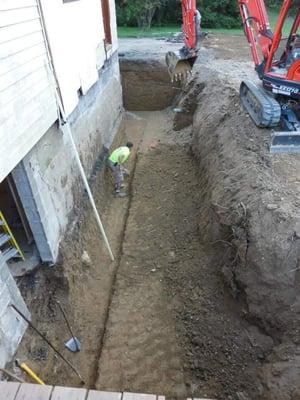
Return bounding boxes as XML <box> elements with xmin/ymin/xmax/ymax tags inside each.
<box><xmin>189</xmin><ymin>68</ymin><xmax>300</xmax><ymax>399</ymax></box>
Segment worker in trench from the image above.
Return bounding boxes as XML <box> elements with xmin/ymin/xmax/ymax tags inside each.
<box><xmin>107</xmin><ymin>142</ymin><xmax>133</xmax><ymax>197</ymax></box>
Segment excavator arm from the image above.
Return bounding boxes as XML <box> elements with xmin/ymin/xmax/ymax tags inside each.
<box><xmin>166</xmin><ymin>0</ymin><xmax>202</xmax><ymax>81</ymax></box>
<box><xmin>181</xmin><ymin>0</ymin><xmax>201</xmax><ymax>50</ymax></box>
<box><xmin>238</xmin><ymin>0</ymin><xmax>273</xmax><ymax>66</ymax></box>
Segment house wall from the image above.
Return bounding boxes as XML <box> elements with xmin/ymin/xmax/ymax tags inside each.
<box><xmin>15</xmin><ymin>52</ymin><xmax>123</xmax><ymax>262</ymax></box>
<box><xmin>0</xmin><ymin>0</ymin><xmax>122</xmax><ymax>367</ymax></box>
<box><xmin>39</xmin><ymin>0</ymin><xmax>119</xmax><ymax>115</ymax></box>
<box><xmin>1</xmin><ymin>0</ymin><xmax>122</xmax><ymax>262</ymax></box>
<box><xmin>0</xmin><ymin>0</ymin><xmax>120</xmax><ymax>184</ymax></box>
<box><xmin>0</xmin><ymin>0</ymin><xmax>57</xmax><ymax>183</ymax></box>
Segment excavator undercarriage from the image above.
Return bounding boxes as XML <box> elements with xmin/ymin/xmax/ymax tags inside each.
<box><xmin>167</xmin><ymin>0</ymin><xmax>300</xmax><ymax>154</ymax></box>
<box><xmin>240</xmin><ymin>80</ymin><xmax>300</xmax><ymax>153</ymax></box>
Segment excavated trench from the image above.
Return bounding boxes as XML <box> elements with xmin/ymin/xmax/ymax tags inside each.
<box><xmin>12</xmin><ymin>50</ymin><xmax>300</xmax><ymax>400</ymax></box>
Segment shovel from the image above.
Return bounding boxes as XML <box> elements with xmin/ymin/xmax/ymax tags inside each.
<box><xmin>56</xmin><ymin>301</ymin><xmax>81</xmax><ymax>353</ymax></box>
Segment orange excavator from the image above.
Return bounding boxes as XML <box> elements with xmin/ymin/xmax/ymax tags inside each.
<box><xmin>166</xmin><ymin>0</ymin><xmax>300</xmax><ymax>153</ymax></box>
<box><xmin>166</xmin><ymin>0</ymin><xmax>202</xmax><ymax>82</ymax></box>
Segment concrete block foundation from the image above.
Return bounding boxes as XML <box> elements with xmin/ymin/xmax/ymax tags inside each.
<box><xmin>13</xmin><ymin>52</ymin><xmax>123</xmax><ymax>264</ymax></box>
<box><xmin>0</xmin><ymin>252</ymin><xmax>30</xmax><ymax>368</ymax></box>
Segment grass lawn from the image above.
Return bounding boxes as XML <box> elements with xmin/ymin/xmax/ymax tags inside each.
<box><xmin>117</xmin><ymin>25</ymin><xmax>243</xmax><ymax>38</ymax></box>
<box><xmin>117</xmin><ymin>26</ymin><xmax>180</xmax><ymax>38</ymax></box>
<box><xmin>118</xmin><ymin>9</ymin><xmax>295</xmax><ymax>39</ymax></box>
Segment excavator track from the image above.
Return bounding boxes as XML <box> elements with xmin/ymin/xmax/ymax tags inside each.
<box><xmin>240</xmin><ymin>81</ymin><xmax>281</xmax><ymax>128</ymax></box>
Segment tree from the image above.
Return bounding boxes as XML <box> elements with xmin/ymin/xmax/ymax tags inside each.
<box><xmin>116</xmin><ymin>0</ymin><xmax>166</xmax><ymax>29</ymax></box>
<box><xmin>117</xmin><ymin>0</ymin><xmax>242</xmax><ymax>30</ymax></box>
<box><xmin>197</xmin><ymin>0</ymin><xmax>240</xmax><ymax>28</ymax></box>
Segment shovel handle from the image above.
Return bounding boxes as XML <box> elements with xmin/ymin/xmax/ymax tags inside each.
<box><xmin>10</xmin><ymin>304</ymin><xmax>85</xmax><ymax>384</ymax></box>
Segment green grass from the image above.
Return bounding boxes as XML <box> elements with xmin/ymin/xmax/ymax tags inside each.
<box><xmin>117</xmin><ymin>25</ymin><xmax>244</xmax><ymax>38</ymax></box>
<box><xmin>117</xmin><ymin>9</ymin><xmax>296</xmax><ymax>39</ymax></box>
<box><xmin>117</xmin><ymin>26</ymin><xmax>180</xmax><ymax>38</ymax></box>
<box><xmin>268</xmin><ymin>9</ymin><xmax>294</xmax><ymax>35</ymax></box>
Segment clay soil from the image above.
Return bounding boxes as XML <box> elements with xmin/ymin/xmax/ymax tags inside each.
<box><xmin>8</xmin><ymin>34</ymin><xmax>300</xmax><ymax>400</ymax></box>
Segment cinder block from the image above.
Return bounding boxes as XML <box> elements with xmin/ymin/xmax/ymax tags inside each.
<box><xmin>12</xmin><ymin>319</ymin><xmax>28</xmax><ymax>347</ymax></box>
<box><xmin>0</xmin><ymin>262</ymin><xmax>11</xmax><ymax>283</ymax></box>
<box><xmin>0</xmin><ymin>308</ymin><xmax>22</xmax><ymax>343</ymax></box>
<box><xmin>6</xmin><ymin>274</ymin><xmax>21</xmax><ymax>293</ymax></box>
<box><xmin>0</xmin><ymin>345</ymin><xmax>10</xmax><ymax>368</ymax></box>
<box><xmin>0</xmin><ymin>286</ymin><xmax>12</xmax><ymax>317</ymax></box>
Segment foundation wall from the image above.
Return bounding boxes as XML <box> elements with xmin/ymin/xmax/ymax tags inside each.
<box><xmin>14</xmin><ymin>53</ymin><xmax>123</xmax><ymax>262</ymax></box>
<box><xmin>0</xmin><ymin>253</ymin><xmax>30</xmax><ymax>368</ymax></box>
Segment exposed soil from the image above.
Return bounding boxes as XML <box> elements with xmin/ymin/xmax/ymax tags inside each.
<box><xmin>95</xmin><ymin>111</ymin><xmax>265</xmax><ymax>399</ymax></box>
<box><xmin>7</xmin><ymin>33</ymin><xmax>300</xmax><ymax>400</ymax></box>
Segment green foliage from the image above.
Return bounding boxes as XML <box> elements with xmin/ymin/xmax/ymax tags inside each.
<box><xmin>116</xmin><ymin>1</ymin><xmax>136</xmax><ymax>27</ymax></box>
<box><xmin>196</xmin><ymin>0</ymin><xmax>240</xmax><ymax>28</ymax></box>
<box><xmin>116</xmin><ymin>0</ymin><xmax>166</xmax><ymax>29</ymax></box>
<box><xmin>265</xmin><ymin>0</ymin><xmax>282</xmax><ymax>8</ymax></box>
<box><xmin>117</xmin><ymin>0</ymin><xmax>241</xmax><ymax>29</ymax></box>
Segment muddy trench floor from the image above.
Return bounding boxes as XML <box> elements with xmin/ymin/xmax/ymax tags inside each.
<box><xmin>15</xmin><ymin>110</ymin><xmax>263</xmax><ymax>400</ymax></box>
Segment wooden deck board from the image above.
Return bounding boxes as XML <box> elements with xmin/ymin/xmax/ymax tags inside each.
<box><xmin>123</xmin><ymin>393</ymin><xmax>156</xmax><ymax>400</ymax></box>
<box><xmin>14</xmin><ymin>383</ymin><xmax>53</xmax><ymax>400</ymax></box>
<box><xmin>0</xmin><ymin>382</ymin><xmax>20</xmax><ymax>400</ymax></box>
<box><xmin>50</xmin><ymin>386</ymin><xmax>87</xmax><ymax>400</ymax></box>
<box><xmin>87</xmin><ymin>391</ymin><xmax>122</xmax><ymax>400</ymax></box>
<box><xmin>0</xmin><ymin>383</ymin><xmax>213</xmax><ymax>400</ymax></box>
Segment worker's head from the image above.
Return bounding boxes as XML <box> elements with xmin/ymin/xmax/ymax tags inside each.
<box><xmin>126</xmin><ymin>141</ymin><xmax>133</xmax><ymax>149</ymax></box>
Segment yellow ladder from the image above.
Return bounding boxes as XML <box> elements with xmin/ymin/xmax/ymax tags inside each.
<box><xmin>0</xmin><ymin>211</ymin><xmax>25</xmax><ymax>262</ymax></box>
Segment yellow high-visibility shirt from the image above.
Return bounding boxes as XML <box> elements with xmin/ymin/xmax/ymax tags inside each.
<box><xmin>109</xmin><ymin>146</ymin><xmax>130</xmax><ymax>165</ymax></box>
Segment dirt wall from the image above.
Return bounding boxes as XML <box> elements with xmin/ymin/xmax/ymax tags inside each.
<box><xmin>188</xmin><ymin>68</ymin><xmax>300</xmax><ymax>399</ymax></box>
<box><xmin>120</xmin><ymin>58</ymin><xmax>181</xmax><ymax>110</ymax></box>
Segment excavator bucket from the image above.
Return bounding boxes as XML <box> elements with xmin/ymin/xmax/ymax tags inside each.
<box><xmin>166</xmin><ymin>51</ymin><xmax>198</xmax><ymax>82</ymax></box>
<box><xmin>270</xmin><ymin>131</ymin><xmax>300</xmax><ymax>153</ymax></box>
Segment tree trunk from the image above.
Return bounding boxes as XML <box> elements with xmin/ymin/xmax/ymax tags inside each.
<box><xmin>137</xmin><ymin>5</ymin><xmax>157</xmax><ymax>30</ymax></box>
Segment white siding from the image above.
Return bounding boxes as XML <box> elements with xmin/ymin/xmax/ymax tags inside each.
<box><xmin>40</xmin><ymin>0</ymin><xmax>118</xmax><ymax>115</ymax></box>
<box><xmin>0</xmin><ymin>0</ymin><xmax>57</xmax><ymax>183</ymax></box>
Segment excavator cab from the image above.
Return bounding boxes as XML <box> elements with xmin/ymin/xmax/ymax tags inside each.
<box><xmin>239</xmin><ymin>0</ymin><xmax>300</xmax><ymax>153</ymax></box>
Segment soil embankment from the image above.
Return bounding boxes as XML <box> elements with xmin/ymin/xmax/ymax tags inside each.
<box><xmin>190</xmin><ymin>67</ymin><xmax>300</xmax><ymax>399</ymax></box>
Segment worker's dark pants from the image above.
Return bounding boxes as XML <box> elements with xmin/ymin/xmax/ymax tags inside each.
<box><xmin>107</xmin><ymin>159</ymin><xmax>123</xmax><ymax>191</ymax></box>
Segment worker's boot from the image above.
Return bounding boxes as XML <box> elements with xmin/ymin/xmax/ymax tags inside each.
<box><xmin>115</xmin><ymin>189</ymin><xmax>127</xmax><ymax>198</ymax></box>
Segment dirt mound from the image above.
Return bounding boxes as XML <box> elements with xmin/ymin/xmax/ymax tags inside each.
<box><xmin>189</xmin><ymin>68</ymin><xmax>300</xmax><ymax>399</ymax></box>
